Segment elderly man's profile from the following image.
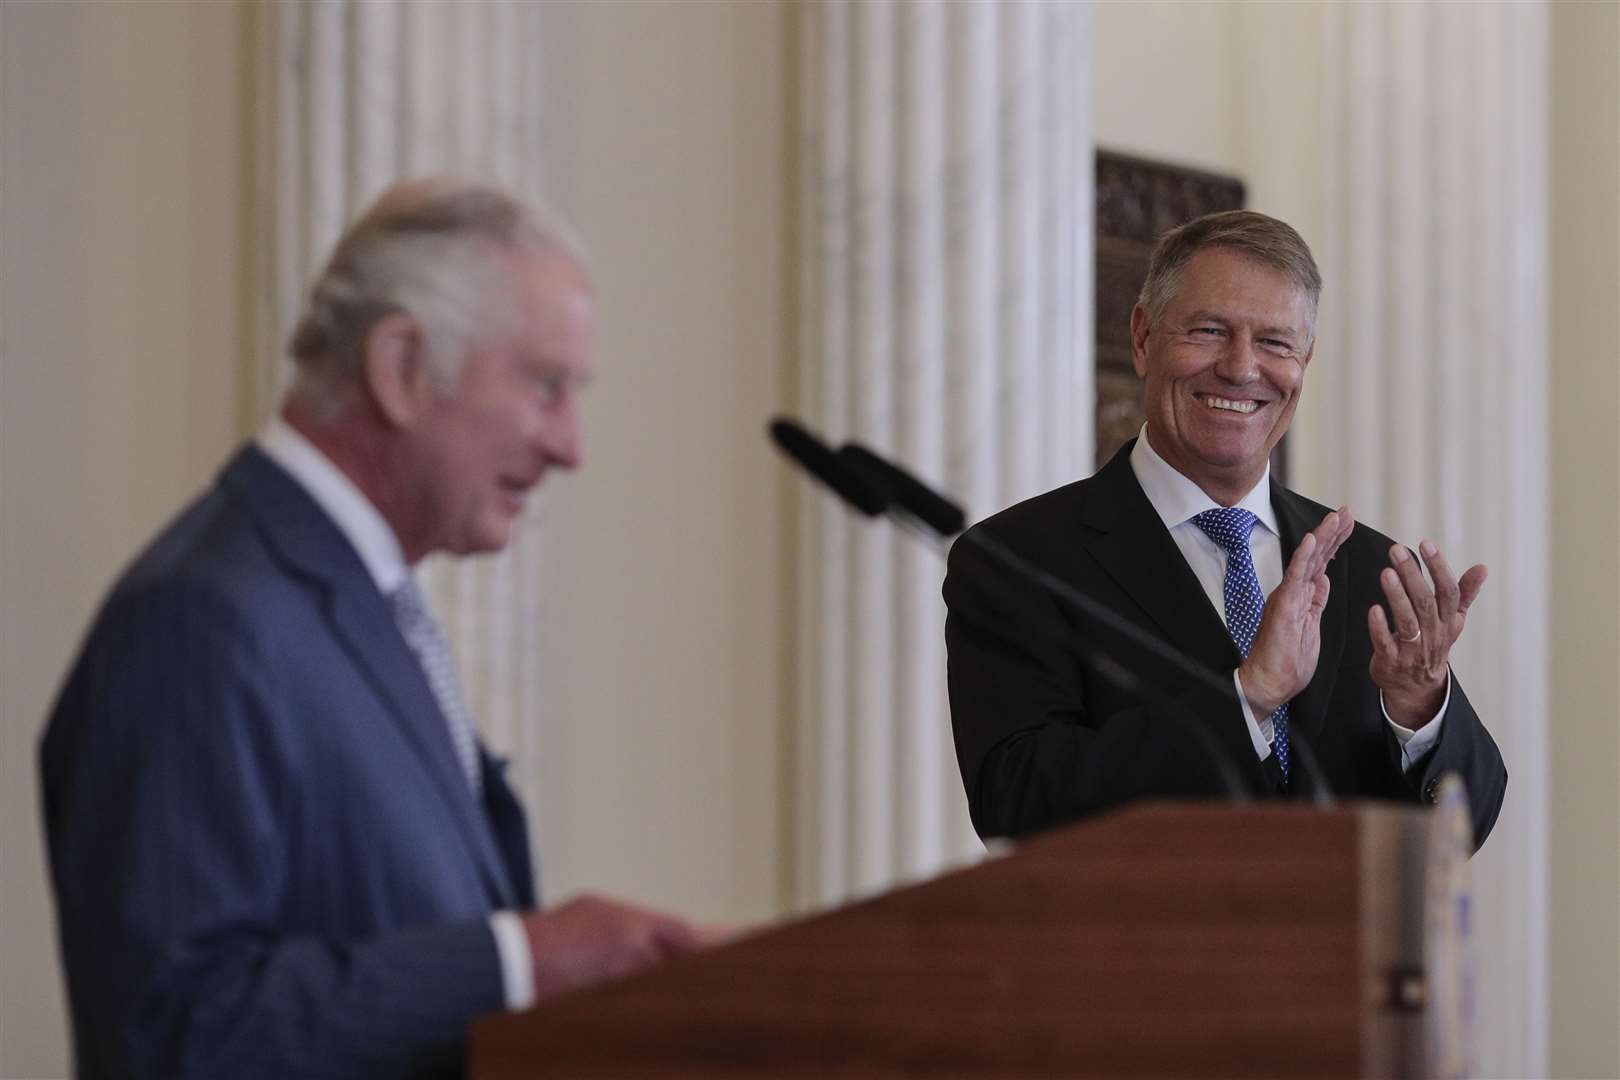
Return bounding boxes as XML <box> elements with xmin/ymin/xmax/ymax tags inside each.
<box><xmin>41</xmin><ymin>179</ymin><xmax>712</xmax><ymax>1080</ymax></box>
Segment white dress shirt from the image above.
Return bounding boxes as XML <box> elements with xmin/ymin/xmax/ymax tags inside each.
<box><xmin>1127</xmin><ymin>426</ymin><xmax>1444</xmax><ymax>772</ymax></box>
<box><xmin>257</xmin><ymin>417</ymin><xmax>537</xmax><ymax>1011</ymax></box>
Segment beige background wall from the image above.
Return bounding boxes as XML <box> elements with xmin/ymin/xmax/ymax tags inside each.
<box><xmin>1548</xmin><ymin>1</ymin><xmax>1620</xmax><ymax>1075</ymax></box>
<box><xmin>1</xmin><ymin>2</ymin><xmax>1615</xmax><ymax>1078</ymax></box>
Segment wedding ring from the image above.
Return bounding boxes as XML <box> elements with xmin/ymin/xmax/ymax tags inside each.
<box><xmin>1399</xmin><ymin>628</ymin><xmax>1423</xmax><ymax>644</ymax></box>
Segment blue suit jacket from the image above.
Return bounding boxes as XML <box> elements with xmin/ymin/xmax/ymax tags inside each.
<box><xmin>41</xmin><ymin>447</ymin><xmax>536</xmax><ymax>1079</ymax></box>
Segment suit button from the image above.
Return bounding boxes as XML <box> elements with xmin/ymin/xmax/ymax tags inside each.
<box><xmin>1423</xmin><ymin>777</ymin><xmax>1440</xmax><ymax>805</ymax></box>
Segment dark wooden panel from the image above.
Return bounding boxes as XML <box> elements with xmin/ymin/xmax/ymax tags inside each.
<box><xmin>1097</xmin><ymin>151</ymin><xmax>1250</xmax><ymax>248</ymax></box>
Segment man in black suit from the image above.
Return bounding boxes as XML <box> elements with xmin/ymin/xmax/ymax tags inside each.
<box><xmin>944</xmin><ymin>210</ymin><xmax>1506</xmax><ymax>849</ymax></box>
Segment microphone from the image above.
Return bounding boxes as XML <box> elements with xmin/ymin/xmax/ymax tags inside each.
<box><xmin>832</xmin><ymin>437</ymin><xmax>1335</xmax><ymax>806</ymax></box>
<box><xmin>837</xmin><ymin>443</ymin><xmax>966</xmax><ymax>536</ymax></box>
<box><xmin>768</xmin><ymin>418</ymin><xmax>889</xmax><ymax>517</ymax></box>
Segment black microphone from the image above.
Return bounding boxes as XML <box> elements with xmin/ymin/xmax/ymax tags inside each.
<box><xmin>837</xmin><ymin>439</ymin><xmax>1335</xmax><ymax>806</ymax></box>
<box><xmin>768</xmin><ymin>418</ymin><xmax>889</xmax><ymax>517</ymax></box>
<box><xmin>837</xmin><ymin>443</ymin><xmax>966</xmax><ymax>536</ymax></box>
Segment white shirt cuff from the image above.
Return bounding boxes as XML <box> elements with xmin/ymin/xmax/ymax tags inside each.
<box><xmin>488</xmin><ymin>910</ymin><xmax>535</xmax><ymax>1011</ymax></box>
<box><xmin>1232</xmin><ymin>669</ymin><xmax>1274</xmax><ymax>762</ymax></box>
<box><xmin>1381</xmin><ymin>668</ymin><xmax>1451</xmax><ymax>773</ymax></box>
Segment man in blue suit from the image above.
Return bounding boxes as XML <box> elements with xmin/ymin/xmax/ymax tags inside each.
<box><xmin>41</xmin><ymin>180</ymin><xmax>706</xmax><ymax>1078</ymax></box>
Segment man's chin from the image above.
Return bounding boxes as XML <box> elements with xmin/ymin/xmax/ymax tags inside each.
<box><xmin>451</xmin><ymin>518</ymin><xmax>518</xmax><ymax>558</ymax></box>
<box><xmin>1174</xmin><ymin>430</ymin><xmax>1276</xmax><ymax>481</ymax></box>
<box><xmin>1188</xmin><ymin>445</ymin><xmax>1275</xmax><ymax>487</ymax></box>
<box><xmin>1181</xmin><ymin>421</ymin><xmax>1276</xmax><ymax>463</ymax></box>
<box><xmin>482</xmin><ymin>523</ymin><xmax>518</xmax><ymax>554</ymax></box>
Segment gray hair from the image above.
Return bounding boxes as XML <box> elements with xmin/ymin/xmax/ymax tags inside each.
<box><xmin>1137</xmin><ymin>209</ymin><xmax>1322</xmax><ymax>337</ymax></box>
<box><xmin>287</xmin><ymin>181</ymin><xmax>584</xmax><ymax>394</ymax></box>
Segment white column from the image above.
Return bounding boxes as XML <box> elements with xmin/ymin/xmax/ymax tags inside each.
<box><xmin>798</xmin><ymin>0</ymin><xmax>1092</xmax><ymax>906</ymax></box>
<box><xmin>1315</xmin><ymin>3</ymin><xmax>1550</xmax><ymax>1075</ymax></box>
<box><xmin>260</xmin><ymin>0</ymin><xmax>553</xmax><ymax>841</ymax></box>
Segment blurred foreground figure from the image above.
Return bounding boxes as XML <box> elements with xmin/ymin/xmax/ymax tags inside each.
<box><xmin>42</xmin><ymin>179</ymin><xmax>707</xmax><ymax>1079</ymax></box>
<box><xmin>945</xmin><ymin>210</ymin><xmax>1506</xmax><ymax>849</ymax></box>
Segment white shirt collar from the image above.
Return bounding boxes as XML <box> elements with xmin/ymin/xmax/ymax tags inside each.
<box><xmin>256</xmin><ymin>415</ymin><xmax>410</xmax><ymax>595</ymax></box>
<box><xmin>1128</xmin><ymin>424</ymin><xmax>1278</xmax><ymax>537</ymax></box>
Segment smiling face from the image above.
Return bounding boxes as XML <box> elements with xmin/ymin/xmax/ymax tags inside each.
<box><xmin>1131</xmin><ymin>246</ymin><xmax>1315</xmax><ymax>505</ymax></box>
<box><xmin>397</xmin><ymin>249</ymin><xmax>595</xmax><ymax>559</ymax></box>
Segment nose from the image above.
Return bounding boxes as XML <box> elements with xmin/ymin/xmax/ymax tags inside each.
<box><xmin>1212</xmin><ymin>333</ymin><xmax>1260</xmax><ymax>385</ymax></box>
<box><xmin>538</xmin><ymin>397</ymin><xmax>584</xmax><ymax>471</ymax></box>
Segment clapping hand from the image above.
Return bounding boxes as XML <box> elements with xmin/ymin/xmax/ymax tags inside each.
<box><xmin>1369</xmin><ymin>540</ymin><xmax>1487</xmax><ymax>729</ymax></box>
<box><xmin>1238</xmin><ymin>506</ymin><xmax>1355</xmax><ymax>717</ymax></box>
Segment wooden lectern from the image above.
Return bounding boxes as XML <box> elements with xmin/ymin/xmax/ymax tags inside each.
<box><xmin>472</xmin><ymin>792</ymin><xmax>1474</xmax><ymax>1079</ymax></box>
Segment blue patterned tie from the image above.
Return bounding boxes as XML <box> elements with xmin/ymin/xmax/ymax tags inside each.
<box><xmin>389</xmin><ymin>578</ymin><xmax>483</xmax><ymax>796</ymax></box>
<box><xmin>1192</xmin><ymin>507</ymin><xmax>1291</xmax><ymax>783</ymax></box>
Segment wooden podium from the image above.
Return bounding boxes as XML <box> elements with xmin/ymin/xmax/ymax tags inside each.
<box><xmin>472</xmin><ymin>792</ymin><xmax>1474</xmax><ymax>1079</ymax></box>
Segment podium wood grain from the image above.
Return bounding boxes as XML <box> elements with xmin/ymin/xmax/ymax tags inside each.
<box><xmin>472</xmin><ymin>801</ymin><xmax>1441</xmax><ymax>1078</ymax></box>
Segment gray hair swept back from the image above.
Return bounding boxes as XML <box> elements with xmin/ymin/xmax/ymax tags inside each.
<box><xmin>1137</xmin><ymin>210</ymin><xmax>1322</xmax><ymax>337</ymax></box>
<box><xmin>287</xmin><ymin>182</ymin><xmax>584</xmax><ymax>391</ymax></box>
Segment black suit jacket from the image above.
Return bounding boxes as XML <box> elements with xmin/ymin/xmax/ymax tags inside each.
<box><xmin>943</xmin><ymin>441</ymin><xmax>1506</xmax><ymax>848</ymax></box>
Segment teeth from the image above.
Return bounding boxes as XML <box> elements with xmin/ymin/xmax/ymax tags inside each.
<box><xmin>1200</xmin><ymin>395</ymin><xmax>1259</xmax><ymax>414</ymax></box>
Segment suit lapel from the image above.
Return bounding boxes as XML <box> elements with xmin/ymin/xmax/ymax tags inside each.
<box><xmin>325</xmin><ymin>590</ymin><xmax>519</xmax><ymax>907</ymax></box>
<box><xmin>222</xmin><ymin>447</ymin><xmax>520</xmax><ymax>909</ymax></box>
<box><xmin>1269</xmin><ymin>486</ymin><xmax>1347</xmax><ymax>743</ymax></box>
<box><xmin>1078</xmin><ymin>444</ymin><xmax>1242</xmax><ymax>678</ymax></box>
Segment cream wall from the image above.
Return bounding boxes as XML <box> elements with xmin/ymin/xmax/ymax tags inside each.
<box><xmin>1092</xmin><ymin>1</ymin><xmax>1244</xmax><ymax>176</ymax></box>
<box><xmin>1548</xmin><ymin>1</ymin><xmax>1620</xmax><ymax>1075</ymax></box>
<box><xmin>0</xmin><ymin>2</ymin><xmax>248</xmax><ymax>1074</ymax></box>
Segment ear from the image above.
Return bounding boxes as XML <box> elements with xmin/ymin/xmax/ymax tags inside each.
<box><xmin>1129</xmin><ymin>304</ymin><xmax>1152</xmax><ymax>379</ymax></box>
<box><xmin>1299</xmin><ymin>336</ymin><xmax>1316</xmax><ymax>373</ymax></box>
<box><xmin>361</xmin><ymin>313</ymin><xmax>431</xmax><ymax>428</ymax></box>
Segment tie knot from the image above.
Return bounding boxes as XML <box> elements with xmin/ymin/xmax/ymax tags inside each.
<box><xmin>1192</xmin><ymin>507</ymin><xmax>1258</xmax><ymax>556</ymax></box>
